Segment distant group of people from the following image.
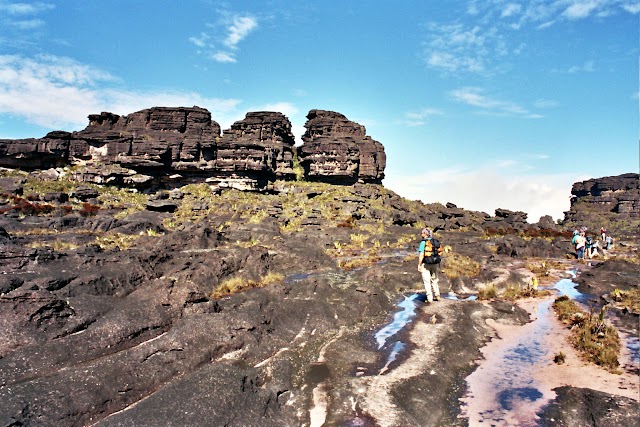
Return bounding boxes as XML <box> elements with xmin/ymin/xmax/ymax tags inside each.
<box><xmin>572</xmin><ymin>226</ymin><xmax>614</xmax><ymax>261</ymax></box>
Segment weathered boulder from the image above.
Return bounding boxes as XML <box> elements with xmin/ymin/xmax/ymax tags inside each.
<box><xmin>298</xmin><ymin>110</ymin><xmax>386</xmax><ymax>184</ymax></box>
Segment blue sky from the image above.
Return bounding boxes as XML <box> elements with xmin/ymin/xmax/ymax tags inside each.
<box><xmin>0</xmin><ymin>0</ymin><xmax>638</xmax><ymax>222</ymax></box>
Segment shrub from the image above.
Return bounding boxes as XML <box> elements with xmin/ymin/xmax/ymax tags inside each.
<box><xmin>338</xmin><ymin>255</ymin><xmax>381</xmax><ymax>270</ymax></box>
<box><xmin>478</xmin><ymin>284</ymin><xmax>498</xmax><ymax>300</ymax></box>
<box><xmin>553</xmin><ymin>351</ymin><xmax>566</xmax><ymax>364</ymax></box>
<box><xmin>211</xmin><ymin>272</ymin><xmax>285</xmax><ymax>299</ymax></box>
<box><xmin>553</xmin><ymin>297</ymin><xmax>621</xmax><ymax>372</ymax></box>
<box><xmin>79</xmin><ymin>202</ymin><xmax>100</xmax><ymax>217</ymax></box>
<box><xmin>95</xmin><ymin>233</ymin><xmax>140</xmax><ymax>250</ymax></box>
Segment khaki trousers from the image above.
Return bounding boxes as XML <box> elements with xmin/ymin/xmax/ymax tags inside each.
<box><xmin>420</xmin><ymin>263</ymin><xmax>440</xmax><ymax>302</ymax></box>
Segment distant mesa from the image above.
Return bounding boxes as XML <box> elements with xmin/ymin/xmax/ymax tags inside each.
<box><xmin>0</xmin><ymin>106</ymin><xmax>386</xmax><ymax>191</ymax></box>
<box><xmin>564</xmin><ymin>173</ymin><xmax>639</xmax><ymax>221</ymax></box>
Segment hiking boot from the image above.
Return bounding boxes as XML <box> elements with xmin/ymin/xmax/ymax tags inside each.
<box><xmin>433</xmin><ymin>295</ymin><xmax>440</xmax><ymax>301</ymax></box>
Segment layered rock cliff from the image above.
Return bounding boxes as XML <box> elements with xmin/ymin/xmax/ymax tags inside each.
<box><xmin>563</xmin><ymin>173</ymin><xmax>639</xmax><ymax>234</ymax></box>
<box><xmin>298</xmin><ymin>110</ymin><xmax>386</xmax><ymax>184</ymax></box>
<box><xmin>0</xmin><ymin>107</ymin><xmax>386</xmax><ymax>190</ymax></box>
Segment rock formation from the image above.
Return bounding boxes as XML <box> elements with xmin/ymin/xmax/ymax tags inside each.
<box><xmin>564</xmin><ymin>173</ymin><xmax>639</xmax><ymax>231</ymax></box>
<box><xmin>568</xmin><ymin>173</ymin><xmax>639</xmax><ymax>217</ymax></box>
<box><xmin>0</xmin><ymin>107</ymin><xmax>386</xmax><ymax>190</ymax></box>
<box><xmin>297</xmin><ymin>110</ymin><xmax>386</xmax><ymax>184</ymax></box>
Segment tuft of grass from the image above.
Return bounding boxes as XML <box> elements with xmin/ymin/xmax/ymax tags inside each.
<box><xmin>350</xmin><ymin>233</ymin><xmax>368</xmax><ymax>248</ymax></box>
<box><xmin>609</xmin><ymin>288</ymin><xmax>640</xmax><ymax>313</ymax></box>
<box><xmin>442</xmin><ymin>252</ymin><xmax>481</xmax><ymax>280</ymax></box>
<box><xmin>477</xmin><ymin>284</ymin><xmax>498</xmax><ymax>300</ymax></box>
<box><xmin>28</xmin><ymin>240</ymin><xmax>80</xmax><ymax>251</ymax></box>
<box><xmin>338</xmin><ymin>255</ymin><xmax>382</xmax><ymax>270</ymax></box>
<box><xmin>553</xmin><ymin>351</ymin><xmax>566</xmax><ymax>364</ymax></box>
<box><xmin>95</xmin><ymin>233</ymin><xmax>141</xmax><ymax>250</ymax></box>
<box><xmin>553</xmin><ymin>296</ymin><xmax>621</xmax><ymax>373</ymax></box>
<box><xmin>211</xmin><ymin>272</ymin><xmax>285</xmax><ymax>299</ymax></box>
<box><xmin>99</xmin><ymin>187</ymin><xmax>148</xmax><ymax>219</ymax></box>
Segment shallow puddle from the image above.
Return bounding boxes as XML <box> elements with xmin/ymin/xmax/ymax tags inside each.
<box><xmin>461</xmin><ymin>276</ymin><xmax>583</xmax><ymax>426</ymax></box>
<box><xmin>372</xmin><ymin>293</ymin><xmax>421</xmax><ymax>374</ymax></box>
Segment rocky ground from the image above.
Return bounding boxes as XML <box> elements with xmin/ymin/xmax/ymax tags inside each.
<box><xmin>0</xmin><ymin>175</ymin><xmax>638</xmax><ymax>426</ymax></box>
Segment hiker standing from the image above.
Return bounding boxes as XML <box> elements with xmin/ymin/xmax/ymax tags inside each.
<box><xmin>417</xmin><ymin>228</ymin><xmax>442</xmax><ymax>302</ymax></box>
<box><xmin>575</xmin><ymin>231</ymin><xmax>587</xmax><ymax>261</ymax></box>
<box><xmin>600</xmin><ymin>227</ymin><xmax>607</xmax><ymax>241</ymax></box>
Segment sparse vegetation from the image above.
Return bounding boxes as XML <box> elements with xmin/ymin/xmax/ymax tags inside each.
<box><xmin>28</xmin><ymin>240</ymin><xmax>81</xmax><ymax>251</ymax></box>
<box><xmin>338</xmin><ymin>254</ymin><xmax>382</xmax><ymax>270</ymax></box>
<box><xmin>211</xmin><ymin>272</ymin><xmax>285</xmax><ymax>298</ymax></box>
<box><xmin>441</xmin><ymin>252</ymin><xmax>481</xmax><ymax>280</ymax></box>
<box><xmin>95</xmin><ymin>233</ymin><xmax>141</xmax><ymax>250</ymax></box>
<box><xmin>609</xmin><ymin>288</ymin><xmax>640</xmax><ymax>313</ymax></box>
<box><xmin>477</xmin><ymin>284</ymin><xmax>498</xmax><ymax>300</ymax></box>
<box><xmin>553</xmin><ymin>351</ymin><xmax>566</xmax><ymax>364</ymax></box>
<box><xmin>553</xmin><ymin>296</ymin><xmax>621</xmax><ymax>373</ymax></box>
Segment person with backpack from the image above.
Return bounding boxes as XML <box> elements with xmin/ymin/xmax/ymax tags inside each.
<box><xmin>417</xmin><ymin>228</ymin><xmax>443</xmax><ymax>302</ymax></box>
<box><xmin>575</xmin><ymin>231</ymin><xmax>586</xmax><ymax>261</ymax></box>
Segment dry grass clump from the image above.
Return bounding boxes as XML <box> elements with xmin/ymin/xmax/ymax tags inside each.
<box><xmin>609</xmin><ymin>288</ymin><xmax>640</xmax><ymax>313</ymax></box>
<box><xmin>501</xmin><ymin>281</ymin><xmax>549</xmax><ymax>301</ymax></box>
<box><xmin>211</xmin><ymin>272</ymin><xmax>284</xmax><ymax>299</ymax></box>
<box><xmin>23</xmin><ymin>176</ymin><xmax>79</xmax><ymax>195</ymax></box>
<box><xmin>553</xmin><ymin>296</ymin><xmax>621</xmax><ymax>373</ymax></box>
<box><xmin>94</xmin><ymin>233</ymin><xmax>141</xmax><ymax>250</ymax></box>
<box><xmin>28</xmin><ymin>240</ymin><xmax>81</xmax><ymax>251</ymax></box>
<box><xmin>338</xmin><ymin>254</ymin><xmax>382</xmax><ymax>270</ymax></box>
<box><xmin>441</xmin><ymin>252</ymin><xmax>481</xmax><ymax>280</ymax></box>
<box><xmin>553</xmin><ymin>351</ymin><xmax>566</xmax><ymax>364</ymax></box>
<box><xmin>99</xmin><ymin>187</ymin><xmax>148</xmax><ymax>218</ymax></box>
<box><xmin>477</xmin><ymin>284</ymin><xmax>498</xmax><ymax>300</ymax></box>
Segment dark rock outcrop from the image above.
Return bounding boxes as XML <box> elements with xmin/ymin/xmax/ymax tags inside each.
<box><xmin>0</xmin><ymin>107</ymin><xmax>387</xmax><ymax>191</ymax></box>
<box><xmin>209</xmin><ymin>111</ymin><xmax>296</xmax><ymax>190</ymax></box>
<box><xmin>297</xmin><ymin>110</ymin><xmax>386</xmax><ymax>184</ymax></box>
<box><xmin>564</xmin><ymin>173</ymin><xmax>639</xmax><ymax>222</ymax></box>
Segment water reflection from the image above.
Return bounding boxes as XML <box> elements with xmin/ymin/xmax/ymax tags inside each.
<box><xmin>374</xmin><ymin>293</ymin><xmax>420</xmax><ymax>349</ymax></box>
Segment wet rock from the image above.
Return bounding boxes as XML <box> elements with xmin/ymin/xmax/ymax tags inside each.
<box><xmin>537</xmin><ymin>386</ymin><xmax>639</xmax><ymax>427</ymax></box>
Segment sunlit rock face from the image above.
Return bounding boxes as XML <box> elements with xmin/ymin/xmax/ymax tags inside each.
<box><xmin>565</xmin><ymin>173</ymin><xmax>640</xmax><ymax>221</ymax></box>
<box><xmin>297</xmin><ymin>109</ymin><xmax>386</xmax><ymax>185</ymax></box>
<box><xmin>0</xmin><ymin>107</ymin><xmax>390</xmax><ymax>190</ymax></box>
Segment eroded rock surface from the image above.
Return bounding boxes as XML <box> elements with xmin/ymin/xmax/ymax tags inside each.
<box><xmin>298</xmin><ymin>109</ymin><xmax>386</xmax><ymax>184</ymax></box>
<box><xmin>0</xmin><ymin>172</ymin><xmax>637</xmax><ymax>426</ymax></box>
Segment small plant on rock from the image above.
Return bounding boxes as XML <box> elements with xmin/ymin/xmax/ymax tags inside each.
<box><xmin>553</xmin><ymin>296</ymin><xmax>621</xmax><ymax>373</ymax></box>
<box><xmin>477</xmin><ymin>284</ymin><xmax>498</xmax><ymax>300</ymax></box>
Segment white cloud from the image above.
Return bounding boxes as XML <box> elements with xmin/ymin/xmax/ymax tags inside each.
<box><xmin>224</xmin><ymin>16</ymin><xmax>258</xmax><ymax>49</ymax></box>
<box><xmin>424</xmin><ymin>22</ymin><xmax>502</xmax><ymax>74</ymax></box>
<box><xmin>425</xmin><ymin>0</ymin><xmax>638</xmax><ymax>76</ymax></box>
<box><xmin>562</xmin><ymin>0</ymin><xmax>602</xmax><ymax>19</ymax></box>
<box><xmin>534</xmin><ymin>98</ymin><xmax>560</xmax><ymax>108</ymax></box>
<box><xmin>190</xmin><ymin>14</ymin><xmax>258</xmax><ymax>63</ymax></box>
<box><xmin>449</xmin><ymin>87</ymin><xmax>541</xmax><ymax>118</ymax></box>
<box><xmin>384</xmin><ymin>165</ymin><xmax>582</xmax><ymax>222</ymax></box>
<box><xmin>622</xmin><ymin>1</ymin><xmax>640</xmax><ymax>13</ymax></box>
<box><xmin>501</xmin><ymin>3</ymin><xmax>522</xmax><ymax>18</ymax></box>
<box><xmin>11</xmin><ymin>18</ymin><xmax>44</xmax><ymax>29</ymax></box>
<box><xmin>403</xmin><ymin>108</ymin><xmax>444</xmax><ymax>126</ymax></box>
<box><xmin>0</xmin><ymin>54</ymin><xmax>241</xmax><ymax>131</ymax></box>
<box><xmin>211</xmin><ymin>51</ymin><xmax>236</xmax><ymax>63</ymax></box>
<box><xmin>0</xmin><ymin>1</ymin><xmax>54</xmax><ymax>15</ymax></box>
<box><xmin>567</xmin><ymin>60</ymin><xmax>595</xmax><ymax>73</ymax></box>
<box><xmin>188</xmin><ymin>32</ymin><xmax>210</xmax><ymax>48</ymax></box>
